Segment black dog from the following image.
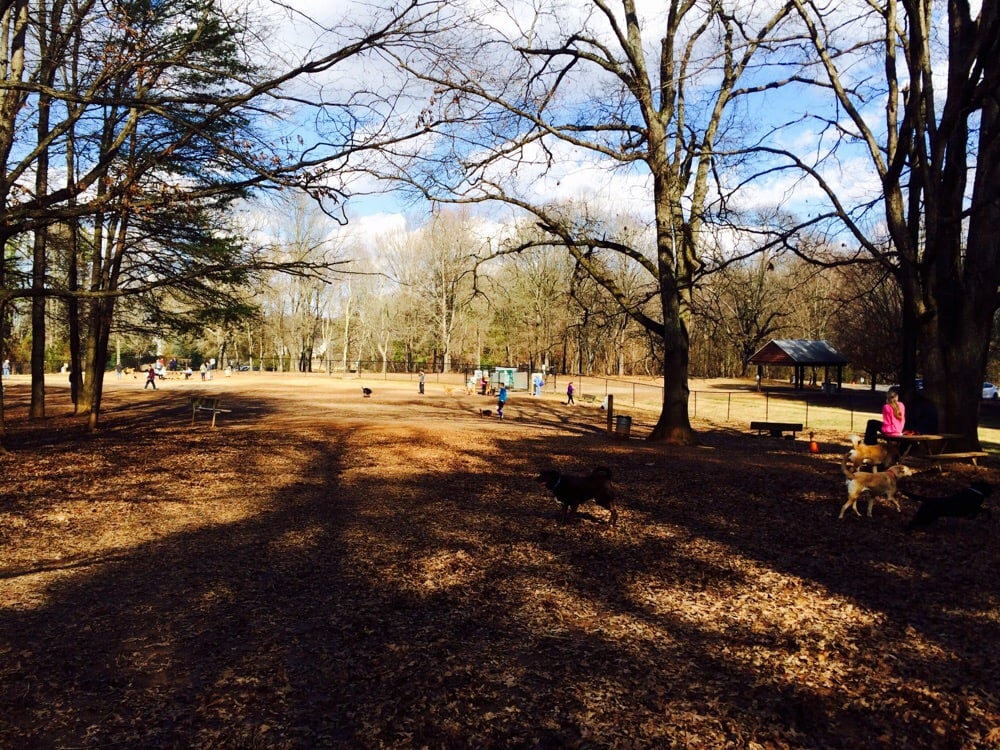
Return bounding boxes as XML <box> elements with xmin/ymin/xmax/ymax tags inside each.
<box><xmin>535</xmin><ymin>467</ymin><xmax>618</xmax><ymax>526</ymax></box>
<box><xmin>362</xmin><ymin>387</ymin><xmax>373</xmax><ymax>398</ymax></box>
<box><xmin>904</xmin><ymin>480</ymin><xmax>992</xmax><ymax>530</ymax></box>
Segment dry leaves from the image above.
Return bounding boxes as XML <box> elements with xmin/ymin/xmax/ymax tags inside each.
<box><xmin>0</xmin><ymin>377</ymin><xmax>998</xmax><ymax>748</ymax></box>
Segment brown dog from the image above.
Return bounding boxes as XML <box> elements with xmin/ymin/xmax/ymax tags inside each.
<box><xmin>844</xmin><ymin>434</ymin><xmax>899</xmax><ymax>472</ymax></box>
<box><xmin>535</xmin><ymin>467</ymin><xmax>618</xmax><ymax>526</ymax></box>
<box><xmin>840</xmin><ymin>455</ymin><xmax>915</xmax><ymax>518</ymax></box>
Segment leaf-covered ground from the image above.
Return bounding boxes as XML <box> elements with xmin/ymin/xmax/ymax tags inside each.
<box><xmin>1</xmin><ymin>375</ymin><xmax>998</xmax><ymax>749</ymax></box>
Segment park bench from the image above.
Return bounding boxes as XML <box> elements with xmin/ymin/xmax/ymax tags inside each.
<box><xmin>930</xmin><ymin>451</ymin><xmax>989</xmax><ymax>467</ymax></box>
<box><xmin>190</xmin><ymin>396</ymin><xmax>231</xmax><ymax>428</ymax></box>
<box><xmin>750</xmin><ymin>421</ymin><xmax>803</xmax><ymax>439</ymax></box>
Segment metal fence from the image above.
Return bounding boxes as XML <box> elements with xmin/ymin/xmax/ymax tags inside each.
<box><xmin>538</xmin><ymin>374</ymin><xmax>883</xmax><ymax>435</ymax></box>
<box><xmin>3</xmin><ymin>357</ymin><xmax>885</xmax><ymax>434</ymax></box>
<box><xmin>267</xmin><ymin>366</ymin><xmax>884</xmax><ymax>433</ymax></box>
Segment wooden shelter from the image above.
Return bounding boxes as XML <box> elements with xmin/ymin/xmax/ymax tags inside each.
<box><xmin>749</xmin><ymin>339</ymin><xmax>849</xmax><ymax>391</ymax></box>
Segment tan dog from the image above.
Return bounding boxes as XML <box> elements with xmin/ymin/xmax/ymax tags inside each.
<box><xmin>844</xmin><ymin>434</ymin><xmax>899</xmax><ymax>472</ymax></box>
<box><xmin>840</xmin><ymin>455</ymin><xmax>915</xmax><ymax>518</ymax></box>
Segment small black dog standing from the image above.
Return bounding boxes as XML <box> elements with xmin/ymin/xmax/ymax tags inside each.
<box><xmin>905</xmin><ymin>480</ymin><xmax>993</xmax><ymax>530</ymax></box>
<box><xmin>536</xmin><ymin>467</ymin><xmax>618</xmax><ymax>527</ymax></box>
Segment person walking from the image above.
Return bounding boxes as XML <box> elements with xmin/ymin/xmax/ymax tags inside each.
<box><xmin>144</xmin><ymin>366</ymin><xmax>157</xmax><ymax>390</ymax></box>
<box><xmin>497</xmin><ymin>383</ymin><xmax>508</xmax><ymax>419</ymax></box>
<box><xmin>419</xmin><ymin>370</ymin><xmax>426</xmax><ymax>394</ymax></box>
<box><xmin>566</xmin><ymin>381</ymin><xmax>575</xmax><ymax>405</ymax></box>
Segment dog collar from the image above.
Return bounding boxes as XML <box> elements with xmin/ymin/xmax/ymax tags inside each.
<box><xmin>887</xmin><ymin>469</ymin><xmax>896</xmax><ymax>478</ymax></box>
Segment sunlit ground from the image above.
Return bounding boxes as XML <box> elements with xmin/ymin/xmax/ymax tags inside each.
<box><xmin>0</xmin><ymin>372</ymin><xmax>997</xmax><ymax>747</ymax></box>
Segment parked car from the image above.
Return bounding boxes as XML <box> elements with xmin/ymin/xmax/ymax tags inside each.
<box><xmin>984</xmin><ymin>382</ymin><xmax>999</xmax><ymax>399</ymax></box>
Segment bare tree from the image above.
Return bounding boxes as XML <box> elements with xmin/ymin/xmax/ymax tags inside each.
<box><xmin>387</xmin><ymin>210</ymin><xmax>481</xmax><ymax>372</ymax></box>
<box><xmin>485</xmin><ymin>234</ymin><xmax>573</xmax><ymax>376</ymax></box>
<box><xmin>386</xmin><ymin>1</ymin><xmax>793</xmax><ymax>443</ymax></box>
<box><xmin>694</xmin><ymin>251</ymin><xmax>791</xmax><ymax>376</ymax></box>
<box><xmin>267</xmin><ymin>195</ymin><xmax>346</xmax><ymax>372</ymax></box>
<box><xmin>828</xmin><ymin>263</ymin><xmax>903</xmax><ymax>388</ymax></box>
<box><xmin>0</xmin><ymin>0</ymin><xmax>446</xmax><ymax>434</ymax></box>
<box><xmin>770</xmin><ymin>0</ymin><xmax>1000</xmax><ymax>445</ymax></box>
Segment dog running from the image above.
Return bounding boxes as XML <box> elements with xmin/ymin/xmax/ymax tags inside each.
<box><xmin>362</xmin><ymin>387</ymin><xmax>373</xmax><ymax>398</ymax></box>
<box><xmin>844</xmin><ymin>433</ymin><xmax>899</xmax><ymax>473</ymax></box>
<box><xmin>535</xmin><ymin>467</ymin><xmax>618</xmax><ymax>526</ymax></box>
<box><xmin>904</xmin><ymin>480</ymin><xmax>992</xmax><ymax>530</ymax></box>
<box><xmin>840</xmin><ymin>454</ymin><xmax>916</xmax><ymax>519</ymax></box>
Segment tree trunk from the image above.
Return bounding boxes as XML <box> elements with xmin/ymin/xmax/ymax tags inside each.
<box><xmin>84</xmin><ymin>296</ymin><xmax>113</xmax><ymax>432</ymax></box>
<box><xmin>918</xmin><ymin>7</ymin><xmax>1000</xmax><ymax>449</ymax></box>
<box><xmin>926</xmin><ymin>57</ymin><xmax>1000</xmax><ymax>448</ymax></box>
<box><xmin>29</xmin><ymin>229</ymin><xmax>47</xmax><ymax>419</ymax></box>
<box><xmin>66</xmin><ymin>224</ymin><xmax>82</xmax><ymax>413</ymax></box>
<box><xmin>80</xmin><ymin>207</ymin><xmax>126</xmax><ymax>429</ymax></box>
<box><xmin>648</xmin><ymin>265</ymin><xmax>696</xmax><ymax>444</ymax></box>
<box><xmin>648</xmin><ymin>335</ymin><xmax>695</xmax><ymax>443</ymax></box>
<box><xmin>0</xmin><ymin>295</ymin><xmax>7</xmax><ymax>446</ymax></box>
<box><xmin>896</xmin><ymin>270</ymin><xmax>921</xmax><ymax>404</ymax></box>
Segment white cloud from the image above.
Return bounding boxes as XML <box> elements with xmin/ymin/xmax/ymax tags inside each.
<box><xmin>251</xmin><ymin>0</ymin><xmax>956</xmax><ymax>261</ymax></box>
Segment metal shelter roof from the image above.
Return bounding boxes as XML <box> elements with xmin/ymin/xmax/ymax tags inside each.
<box><xmin>749</xmin><ymin>339</ymin><xmax>849</xmax><ymax>367</ymax></box>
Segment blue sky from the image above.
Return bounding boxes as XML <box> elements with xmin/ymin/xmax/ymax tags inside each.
<box><xmin>268</xmin><ymin>0</ymin><xmax>959</xmax><ymax>256</ymax></box>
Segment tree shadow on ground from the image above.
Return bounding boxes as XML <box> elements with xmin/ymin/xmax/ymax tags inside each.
<box><xmin>0</xmin><ymin>386</ymin><xmax>996</xmax><ymax>748</ymax></box>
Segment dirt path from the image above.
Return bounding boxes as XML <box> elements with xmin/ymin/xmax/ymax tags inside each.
<box><xmin>1</xmin><ymin>375</ymin><xmax>998</xmax><ymax>748</ymax></box>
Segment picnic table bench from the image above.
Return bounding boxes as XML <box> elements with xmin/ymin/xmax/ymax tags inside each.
<box><xmin>881</xmin><ymin>432</ymin><xmax>947</xmax><ymax>457</ymax></box>
<box><xmin>750</xmin><ymin>421</ymin><xmax>803</xmax><ymax>439</ymax></box>
<box><xmin>881</xmin><ymin>432</ymin><xmax>966</xmax><ymax>458</ymax></box>
<box><xmin>930</xmin><ymin>451</ymin><xmax>989</xmax><ymax>467</ymax></box>
<box><xmin>190</xmin><ymin>396</ymin><xmax>231</xmax><ymax>428</ymax></box>
<box><xmin>881</xmin><ymin>432</ymin><xmax>988</xmax><ymax>466</ymax></box>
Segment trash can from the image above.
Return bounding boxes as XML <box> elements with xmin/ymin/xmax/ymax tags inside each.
<box><xmin>615</xmin><ymin>415</ymin><xmax>632</xmax><ymax>439</ymax></box>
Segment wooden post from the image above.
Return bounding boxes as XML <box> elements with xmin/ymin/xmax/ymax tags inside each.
<box><xmin>606</xmin><ymin>394</ymin><xmax>614</xmax><ymax>434</ymax></box>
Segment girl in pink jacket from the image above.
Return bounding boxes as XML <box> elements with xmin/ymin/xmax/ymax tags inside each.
<box><xmin>881</xmin><ymin>388</ymin><xmax>905</xmax><ymax>435</ymax></box>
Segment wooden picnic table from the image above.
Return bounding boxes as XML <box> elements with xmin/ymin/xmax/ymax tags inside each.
<box><xmin>881</xmin><ymin>432</ymin><xmax>963</xmax><ymax>457</ymax></box>
<box><xmin>882</xmin><ymin>432</ymin><xmax>989</xmax><ymax>466</ymax></box>
<box><xmin>190</xmin><ymin>396</ymin><xmax>231</xmax><ymax>428</ymax></box>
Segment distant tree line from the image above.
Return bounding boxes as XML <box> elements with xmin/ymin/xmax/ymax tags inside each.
<box><xmin>13</xmin><ymin>202</ymin><xmax>995</xmax><ymax>389</ymax></box>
